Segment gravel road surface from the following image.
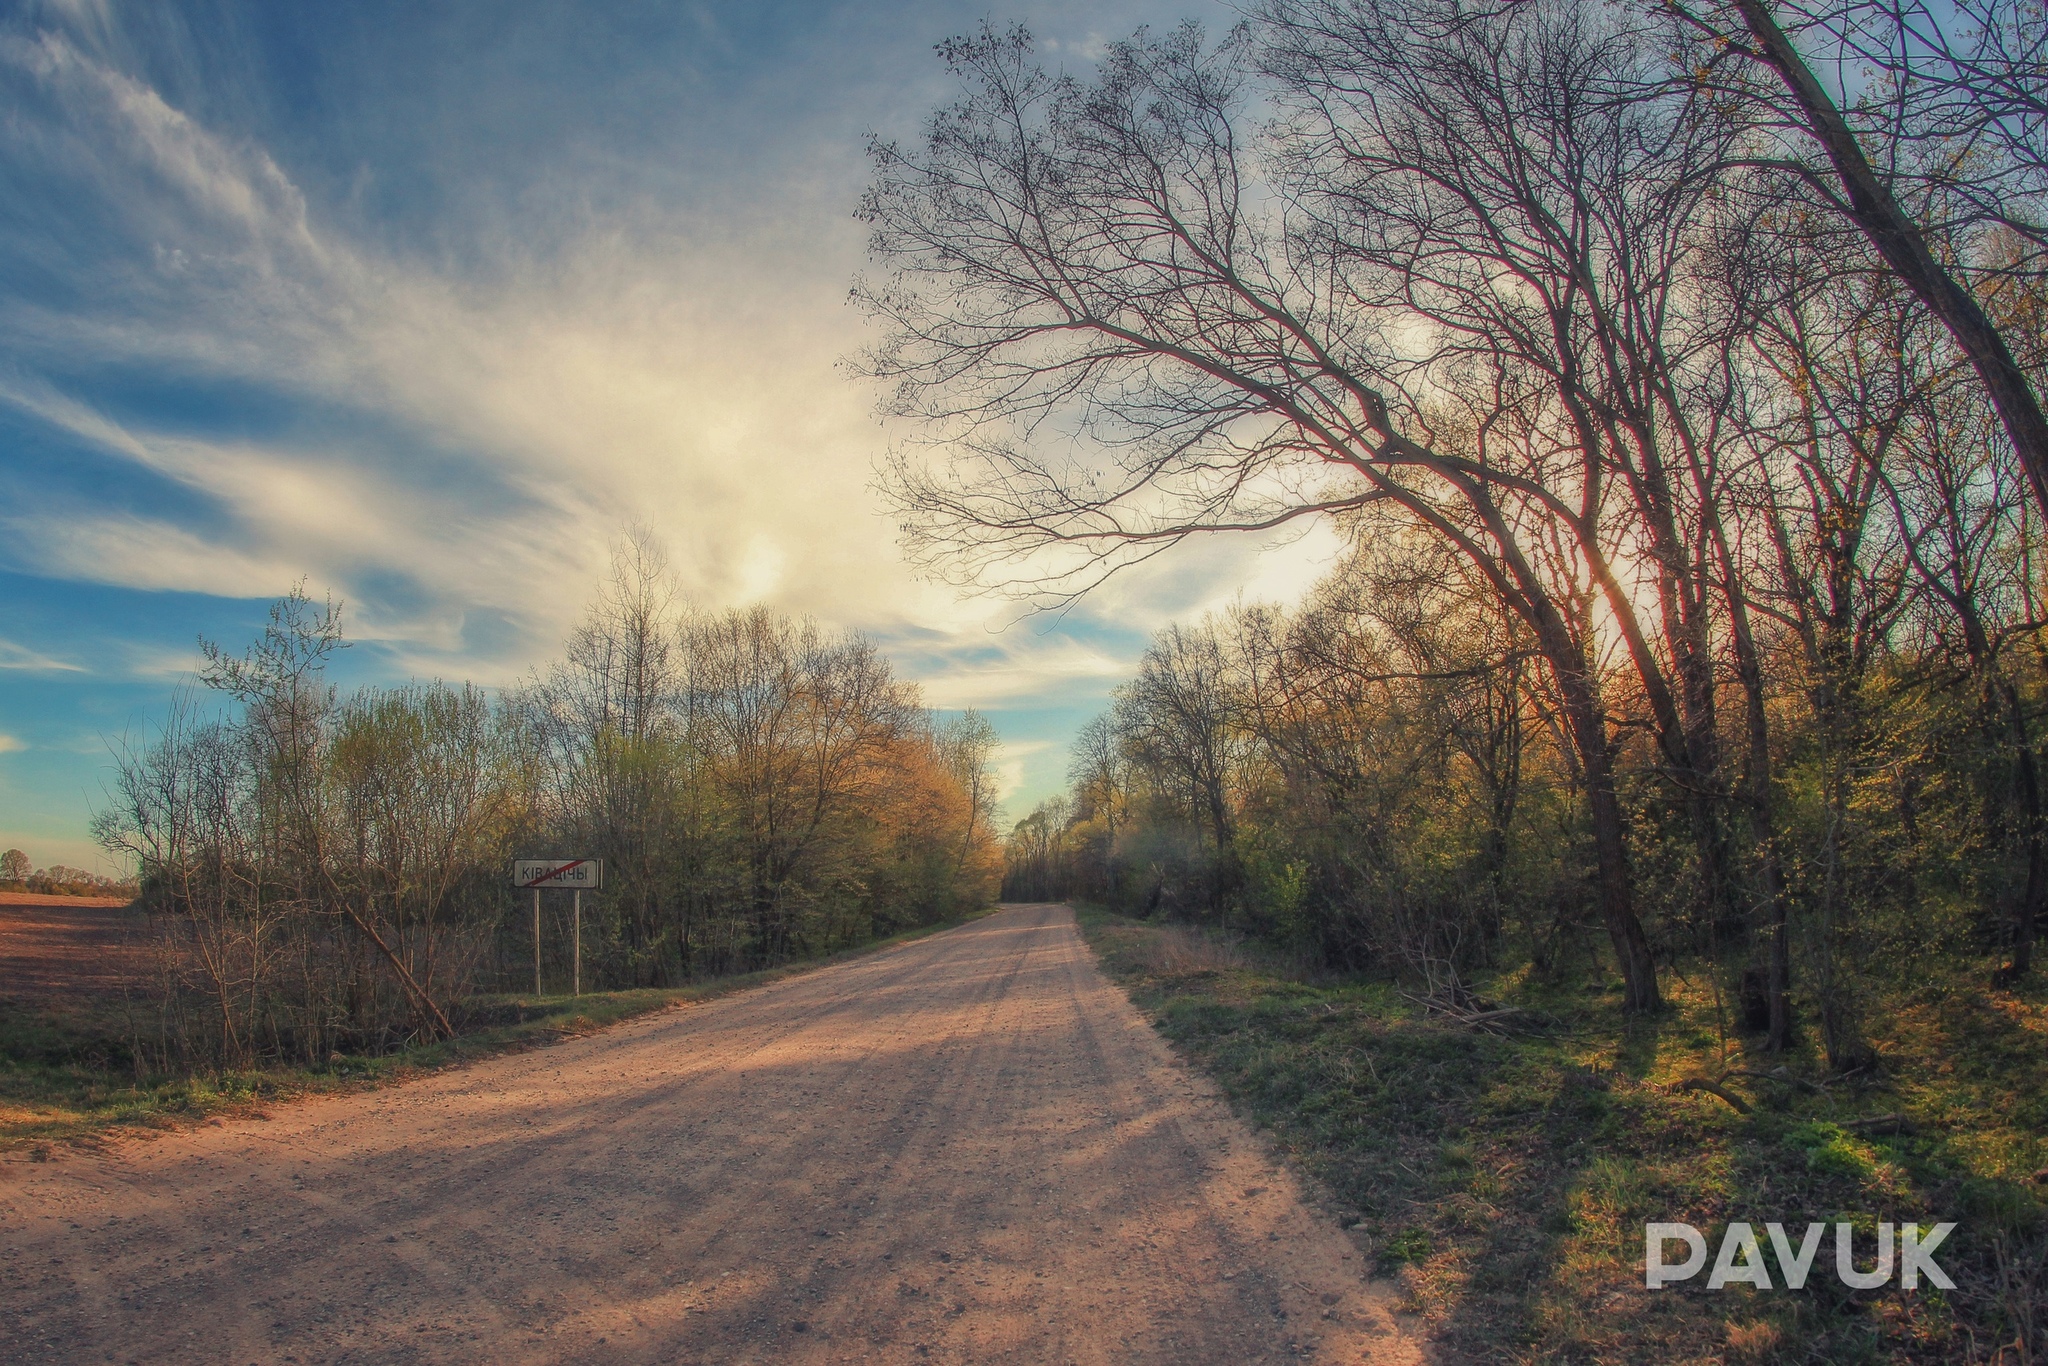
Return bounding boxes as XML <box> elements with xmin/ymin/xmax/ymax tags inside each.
<box><xmin>0</xmin><ymin>903</ymin><xmax>1422</xmax><ymax>1364</ymax></box>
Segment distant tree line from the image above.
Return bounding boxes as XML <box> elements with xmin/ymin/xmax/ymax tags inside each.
<box><xmin>858</xmin><ymin>0</ymin><xmax>2048</xmax><ymax>1067</ymax></box>
<box><xmin>95</xmin><ymin>540</ymin><xmax>1001</xmax><ymax>1069</ymax></box>
<box><xmin>0</xmin><ymin>850</ymin><xmax>136</xmax><ymax>898</ymax></box>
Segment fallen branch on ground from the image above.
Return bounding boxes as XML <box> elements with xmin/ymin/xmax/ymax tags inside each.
<box><xmin>1722</xmin><ymin>1066</ymin><xmax>1828</xmax><ymax>1094</ymax></box>
<box><xmin>1675</xmin><ymin>1076</ymin><xmax>1752</xmax><ymax>1113</ymax></box>
<box><xmin>1401</xmin><ymin>991</ymin><xmax>1546</xmax><ymax>1034</ymax></box>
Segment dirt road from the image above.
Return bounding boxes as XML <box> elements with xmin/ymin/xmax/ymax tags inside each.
<box><xmin>0</xmin><ymin>904</ymin><xmax>1421</xmax><ymax>1364</ymax></box>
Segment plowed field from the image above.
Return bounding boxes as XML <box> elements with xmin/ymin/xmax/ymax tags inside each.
<box><xmin>0</xmin><ymin>895</ymin><xmax>146</xmax><ymax>1001</ymax></box>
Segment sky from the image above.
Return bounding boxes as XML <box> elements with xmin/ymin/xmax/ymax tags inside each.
<box><xmin>0</xmin><ymin>0</ymin><xmax>1346</xmax><ymax>873</ymax></box>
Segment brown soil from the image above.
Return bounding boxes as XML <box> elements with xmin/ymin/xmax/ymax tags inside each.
<box><xmin>0</xmin><ymin>898</ymin><xmax>150</xmax><ymax>1001</ymax></box>
<box><xmin>0</xmin><ymin>904</ymin><xmax>1424</xmax><ymax>1364</ymax></box>
<box><xmin>0</xmin><ymin>893</ymin><xmax>135</xmax><ymax>907</ymax></box>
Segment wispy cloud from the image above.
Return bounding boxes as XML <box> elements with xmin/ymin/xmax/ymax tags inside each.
<box><xmin>0</xmin><ymin>638</ymin><xmax>85</xmax><ymax>672</ymax></box>
<box><xmin>992</xmin><ymin>739</ymin><xmax>1058</xmax><ymax>806</ymax></box>
<box><xmin>0</xmin><ymin>21</ymin><xmax>989</xmax><ymax>657</ymax></box>
<box><xmin>0</xmin><ymin>733</ymin><xmax>26</xmax><ymax>753</ymax></box>
<box><xmin>909</xmin><ymin>637</ymin><xmax>1135</xmax><ymax>710</ymax></box>
<box><xmin>0</xmin><ymin>0</ymin><xmax>1302</xmax><ymax>825</ymax></box>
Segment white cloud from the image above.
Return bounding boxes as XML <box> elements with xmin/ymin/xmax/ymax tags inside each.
<box><xmin>0</xmin><ymin>5</ymin><xmax>1335</xmax><ymax>773</ymax></box>
<box><xmin>0</xmin><ymin>638</ymin><xmax>84</xmax><ymax>672</ymax></box>
<box><xmin>0</xmin><ymin>733</ymin><xmax>25</xmax><ymax>753</ymax></box>
<box><xmin>12</xmin><ymin>511</ymin><xmax>300</xmax><ymax>601</ymax></box>
<box><xmin>110</xmin><ymin>641</ymin><xmax>210</xmax><ymax>681</ymax></box>
<box><xmin>991</xmin><ymin>739</ymin><xmax>1057</xmax><ymax>805</ymax></box>
<box><xmin>909</xmin><ymin>637</ymin><xmax>1134</xmax><ymax>710</ymax></box>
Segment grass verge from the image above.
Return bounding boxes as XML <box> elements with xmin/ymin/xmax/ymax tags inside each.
<box><xmin>0</xmin><ymin>907</ymin><xmax>996</xmax><ymax>1156</ymax></box>
<box><xmin>1075</xmin><ymin>905</ymin><xmax>2047</xmax><ymax>1364</ymax></box>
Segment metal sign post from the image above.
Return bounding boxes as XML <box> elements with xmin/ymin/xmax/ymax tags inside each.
<box><xmin>512</xmin><ymin>861</ymin><xmax>603</xmax><ymax>998</ymax></box>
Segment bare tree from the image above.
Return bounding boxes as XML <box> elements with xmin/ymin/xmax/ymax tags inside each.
<box><xmin>1068</xmin><ymin>712</ymin><xmax>1133</xmax><ymax>893</ymax></box>
<box><xmin>939</xmin><ymin>708</ymin><xmax>1003</xmax><ymax>877</ymax></box>
<box><xmin>859</xmin><ymin>10</ymin><xmax>1682</xmax><ymax>1007</ymax></box>
<box><xmin>97</xmin><ymin>555</ymin><xmax>1003</xmax><ymax>1066</ymax></box>
<box><xmin>1115</xmin><ymin>622</ymin><xmax>1247</xmax><ymax>918</ymax></box>
<box><xmin>1666</xmin><ymin>0</ymin><xmax>2048</xmax><ymax>524</ymax></box>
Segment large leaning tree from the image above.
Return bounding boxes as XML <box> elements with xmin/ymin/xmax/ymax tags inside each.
<box><xmin>854</xmin><ymin>3</ymin><xmax>1718</xmax><ymax>1011</ymax></box>
<box><xmin>1666</xmin><ymin>1</ymin><xmax>2048</xmax><ymax>525</ymax></box>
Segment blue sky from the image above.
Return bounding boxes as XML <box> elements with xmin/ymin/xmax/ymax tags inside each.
<box><xmin>0</xmin><ymin>0</ymin><xmax>1344</xmax><ymax>872</ymax></box>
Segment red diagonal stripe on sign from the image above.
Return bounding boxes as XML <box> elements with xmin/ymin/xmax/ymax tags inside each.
<box><xmin>526</xmin><ymin>859</ymin><xmax>585</xmax><ymax>886</ymax></box>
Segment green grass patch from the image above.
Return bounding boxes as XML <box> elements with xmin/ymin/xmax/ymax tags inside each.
<box><xmin>1075</xmin><ymin>906</ymin><xmax>2048</xmax><ymax>1364</ymax></box>
<box><xmin>1</xmin><ymin>906</ymin><xmax>995</xmax><ymax>1155</ymax></box>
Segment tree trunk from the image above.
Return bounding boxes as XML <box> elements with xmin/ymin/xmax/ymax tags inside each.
<box><xmin>1538</xmin><ymin>631</ymin><xmax>1660</xmax><ymax>1013</ymax></box>
<box><xmin>1446</xmin><ymin>490</ymin><xmax>1662</xmax><ymax>1012</ymax></box>
<box><xmin>1716</xmin><ymin>530</ymin><xmax>1795</xmax><ymax>1050</ymax></box>
<box><xmin>1741</xmin><ymin>678</ymin><xmax>1795</xmax><ymax>1052</ymax></box>
<box><xmin>344</xmin><ymin>896</ymin><xmax>454</xmax><ymax>1042</ymax></box>
<box><xmin>2000</xmin><ymin>679</ymin><xmax>2042</xmax><ymax>980</ymax></box>
<box><xmin>1732</xmin><ymin>0</ymin><xmax>2048</xmax><ymax>527</ymax></box>
<box><xmin>1579</xmin><ymin>720</ymin><xmax>1662</xmax><ymax>1013</ymax></box>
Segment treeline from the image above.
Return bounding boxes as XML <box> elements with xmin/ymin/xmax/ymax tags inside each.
<box><xmin>96</xmin><ymin>541</ymin><xmax>1000</xmax><ymax>1068</ymax></box>
<box><xmin>0</xmin><ymin>850</ymin><xmax>137</xmax><ymax>898</ymax></box>
<box><xmin>1010</xmin><ymin>519</ymin><xmax>2043</xmax><ymax>1054</ymax></box>
<box><xmin>862</xmin><ymin>0</ymin><xmax>2048</xmax><ymax>1069</ymax></box>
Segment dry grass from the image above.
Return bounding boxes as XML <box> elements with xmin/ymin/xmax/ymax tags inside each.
<box><xmin>1723</xmin><ymin>1317</ymin><xmax>1784</xmax><ymax>1361</ymax></box>
<box><xmin>1138</xmin><ymin>924</ymin><xmax>1257</xmax><ymax>976</ymax></box>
